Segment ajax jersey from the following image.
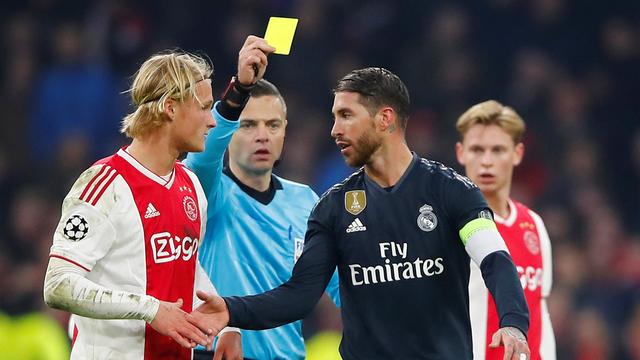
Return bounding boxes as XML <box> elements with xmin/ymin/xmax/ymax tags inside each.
<box><xmin>469</xmin><ymin>199</ymin><xmax>556</xmax><ymax>360</ymax></box>
<box><xmin>49</xmin><ymin>148</ymin><xmax>208</xmax><ymax>360</ymax></box>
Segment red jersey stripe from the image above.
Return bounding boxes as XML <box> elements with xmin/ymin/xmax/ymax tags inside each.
<box><xmin>90</xmin><ymin>170</ymin><xmax>118</xmax><ymax>206</ymax></box>
<box><xmin>49</xmin><ymin>254</ymin><xmax>91</xmax><ymax>272</ymax></box>
<box><xmin>79</xmin><ymin>165</ymin><xmax>109</xmax><ymax>201</ymax></box>
<box><xmin>82</xmin><ymin>167</ymin><xmax>114</xmax><ymax>203</ymax></box>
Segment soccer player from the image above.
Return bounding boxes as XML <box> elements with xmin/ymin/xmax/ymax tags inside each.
<box><xmin>42</xmin><ymin>36</ymin><xmax>274</xmax><ymax>359</ymax></box>
<box><xmin>455</xmin><ymin>100</ymin><xmax>556</xmax><ymax>360</ymax></box>
<box><xmin>184</xmin><ymin>79</ymin><xmax>340</xmax><ymax>360</ymax></box>
<box><xmin>189</xmin><ymin>68</ymin><xmax>532</xmax><ymax>360</ymax></box>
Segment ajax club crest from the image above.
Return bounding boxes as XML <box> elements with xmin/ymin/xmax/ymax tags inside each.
<box><xmin>183</xmin><ymin>195</ymin><xmax>198</xmax><ymax>221</ymax></box>
<box><xmin>417</xmin><ymin>204</ymin><xmax>437</xmax><ymax>232</ymax></box>
<box><xmin>345</xmin><ymin>190</ymin><xmax>366</xmax><ymax>215</ymax></box>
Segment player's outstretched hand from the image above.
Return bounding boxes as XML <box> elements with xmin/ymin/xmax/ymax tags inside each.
<box><xmin>237</xmin><ymin>35</ymin><xmax>275</xmax><ymax>86</ymax></box>
<box><xmin>149</xmin><ymin>298</ymin><xmax>212</xmax><ymax>349</ymax></box>
<box><xmin>188</xmin><ymin>290</ymin><xmax>231</xmax><ymax>350</ymax></box>
<box><xmin>489</xmin><ymin>326</ymin><xmax>531</xmax><ymax>360</ymax></box>
<box><xmin>213</xmin><ymin>331</ymin><xmax>242</xmax><ymax>360</ymax></box>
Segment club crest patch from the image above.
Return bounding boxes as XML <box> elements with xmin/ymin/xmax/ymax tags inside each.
<box><xmin>63</xmin><ymin>215</ymin><xmax>89</xmax><ymax>241</ymax></box>
<box><xmin>417</xmin><ymin>204</ymin><xmax>438</xmax><ymax>232</ymax></box>
<box><xmin>183</xmin><ymin>196</ymin><xmax>198</xmax><ymax>221</ymax></box>
<box><xmin>294</xmin><ymin>237</ymin><xmax>304</xmax><ymax>264</ymax></box>
<box><xmin>345</xmin><ymin>190</ymin><xmax>366</xmax><ymax>215</ymax></box>
<box><xmin>478</xmin><ymin>209</ymin><xmax>493</xmax><ymax>221</ymax></box>
<box><xmin>523</xmin><ymin>230</ymin><xmax>540</xmax><ymax>254</ymax></box>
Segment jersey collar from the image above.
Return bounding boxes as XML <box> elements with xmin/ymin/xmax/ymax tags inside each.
<box><xmin>117</xmin><ymin>148</ymin><xmax>176</xmax><ymax>189</ymax></box>
<box><xmin>223</xmin><ymin>167</ymin><xmax>283</xmax><ymax>205</ymax></box>
<box><xmin>493</xmin><ymin>198</ymin><xmax>517</xmax><ymax>227</ymax></box>
<box><xmin>363</xmin><ymin>153</ymin><xmax>419</xmax><ymax>194</ymax></box>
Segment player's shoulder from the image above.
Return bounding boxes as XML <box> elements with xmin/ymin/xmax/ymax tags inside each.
<box><xmin>309</xmin><ymin>168</ymin><xmax>364</xmax><ymax>218</ymax></box>
<box><xmin>69</xmin><ymin>156</ymin><xmax>121</xmax><ymax>202</ymax></box>
<box><xmin>64</xmin><ymin>155</ymin><xmax>127</xmax><ymax>215</ymax></box>
<box><xmin>317</xmin><ymin>167</ymin><xmax>365</xmax><ymax>203</ymax></box>
<box><xmin>518</xmin><ymin>201</ymin><xmax>545</xmax><ymax>226</ymax></box>
<box><xmin>415</xmin><ymin>157</ymin><xmax>478</xmax><ymax>190</ymax></box>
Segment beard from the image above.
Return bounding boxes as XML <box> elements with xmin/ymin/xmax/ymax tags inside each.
<box><xmin>344</xmin><ymin>127</ymin><xmax>382</xmax><ymax>168</ymax></box>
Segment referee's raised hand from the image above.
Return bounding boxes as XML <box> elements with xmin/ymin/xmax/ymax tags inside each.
<box><xmin>237</xmin><ymin>35</ymin><xmax>275</xmax><ymax>86</ymax></box>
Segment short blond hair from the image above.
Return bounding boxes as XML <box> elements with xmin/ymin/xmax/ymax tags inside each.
<box><xmin>121</xmin><ymin>50</ymin><xmax>213</xmax><ymax>138</ymax></box>
<box><xmin>456</xmin><ymin>100</ymin><xmax>526</xmax><ymax>143</ymax></box>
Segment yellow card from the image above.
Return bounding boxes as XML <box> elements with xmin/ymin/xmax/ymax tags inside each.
<box><xmin>264</xmin><ymin>17</ymin><xmax>299</xmax><ymax>55</ymax></box>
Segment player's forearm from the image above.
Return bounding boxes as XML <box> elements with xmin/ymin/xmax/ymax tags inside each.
<box><xmin>224</xmin><ymin>277</ymin><xmax>327</xmax><ymax>330</ymax></box>
<box><xmin>44</xmin><ymin>257</ymin><xmax>159</xmax><ymax>323</ymax></box>
<box><xmin>224</xmin><ymin>229</ymin><xmax>337</xmax><ymax>329</ymax></box>
<box><xmin>480</xmin><ymin>251</ymin><xmax>530</xmax><ymax>335</ymax></box>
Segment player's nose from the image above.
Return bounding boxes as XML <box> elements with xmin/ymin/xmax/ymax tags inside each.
<box><xmin>207</xmin><ymin>111</ymin><xmax>216</xmax><ymax>129</ymax></box>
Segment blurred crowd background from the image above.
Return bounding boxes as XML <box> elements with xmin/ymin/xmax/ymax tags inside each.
<box><xmin>1</xmin><ymin>0</ymin><xmax>639</xmax><ymax>359</ymax></box>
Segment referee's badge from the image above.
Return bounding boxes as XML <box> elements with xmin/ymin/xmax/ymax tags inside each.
<box><xmin>294</xmin><ymin>237</ymin><xmax>305</xmax><ymax>264</ymax></box>
<box><xmin>345</xmin><ymin>190</ymin><xmax>366</xmax><ymax>215</ymax></box>
<box><xmin>417</xmin><ymin>204</ymin><xmax>438</xmax><ymax>232</ymax></box>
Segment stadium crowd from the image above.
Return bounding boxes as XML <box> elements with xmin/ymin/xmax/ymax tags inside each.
<box><xmin>0</xmin><ymin>0</ymin><xmax>638</xmax><ymax>358</ymax></box>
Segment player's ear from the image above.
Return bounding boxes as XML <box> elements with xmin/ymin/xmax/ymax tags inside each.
<box><xmin>455</xmin><ymin>142</ymin><xmax>465</xmax><ymax>165</ymax></box>
<box><xmin>164</xmin><ymin>98</ymin><xmax>177</xmax><ymax>121</ymax></box>
<box><xmin>377</xmin><ymin>106</ymin><xmax>396</xmax><ymax>132</ymax></box>
<box><xmin>513</xmin><ymin>142</ymin><xmax>524</xmax><ymax>166</ymax></box>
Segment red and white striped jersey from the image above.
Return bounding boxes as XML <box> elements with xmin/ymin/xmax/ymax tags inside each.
<box><xmin>49</xmin><ymin>148</ymin><xmax>208</xmax><ymax>360</ymax></box>
<box><xmin>469</xmin><ymin>199</ymin><xmax>556</xmax><ymax>360</ymax></box>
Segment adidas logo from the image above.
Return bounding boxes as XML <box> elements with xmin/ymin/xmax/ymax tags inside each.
<box><xmin>346</xmin><ymin>218</ymin><xmax>367</xmax><ymax>233</ymax></box>
<box><xmin>144</xmin><ymin>203</ymin><xmax>161</xmax><ymax>219</ymax></box>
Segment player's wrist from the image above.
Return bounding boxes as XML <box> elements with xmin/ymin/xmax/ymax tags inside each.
<box><xmin>143</xmin><ymin>296</ymin><xmax>161</xmax><ymax>324</ymax></box>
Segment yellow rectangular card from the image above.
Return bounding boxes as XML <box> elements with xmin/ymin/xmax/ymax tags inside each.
<box><xmin>264</xmin><ymin>17</ymin><xmax>299</xmax><ymax>55</ymax></box>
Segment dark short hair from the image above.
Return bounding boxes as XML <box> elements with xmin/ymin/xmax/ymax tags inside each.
<box><xmin>333</xmin><ymin>67</ymin><xmax>410</xmax><ymax>130</ymax></box>
<box><xmin>251</xmin><ymin>79</ymin><xmax>287</xmax><ymax>113</ymax></box>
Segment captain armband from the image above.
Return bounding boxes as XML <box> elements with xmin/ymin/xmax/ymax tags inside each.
<box><xmin>460</xmin><ymin>218</ymin><xmax>508</xmax><ymax>265</ymax></box>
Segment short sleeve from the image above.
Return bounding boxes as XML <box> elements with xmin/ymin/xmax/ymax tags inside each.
<box><xmin>49</xmin><ymin>165</ymin><xmax>118</xmax><ymax>271</ymax></box>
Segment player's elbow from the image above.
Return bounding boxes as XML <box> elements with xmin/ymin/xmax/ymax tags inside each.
<box><xmin>43</xmin><ymin>268</ymin><xmax>72</xmax><ymax>311</ymax></box>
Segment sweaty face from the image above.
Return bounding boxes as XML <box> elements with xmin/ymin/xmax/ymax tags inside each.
<box><xmin>456</xmin><ymin>124</ymin><xmax>523</xmax><ymax>197</ymax></box>
<box><xmin>331</xmin><ymin>91</ymin><xmax>382</xmax><ymax>168</ymax></box>
<box><xmin>172</xmin><ymin>79</ymin><xmax>215</xmax><ymax>153</ymax></box>
<box><xmin>228</xmin><ymin>95</ymin><xmax>287</xmax><ymax>176</ymax></box>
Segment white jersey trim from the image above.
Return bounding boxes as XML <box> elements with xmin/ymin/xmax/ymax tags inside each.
<box><xmin>117</xmin><ymin>148</ymin><xmax>175</xmax><ymax>189</ymax></box>
<box><xmin>493</xmin><ymin>199</ymin><xmax>517</xmax><ymax>227</ymax></box>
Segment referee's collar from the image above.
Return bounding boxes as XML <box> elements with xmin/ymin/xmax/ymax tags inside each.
<box><xmin>223</xmin><ymin>167</ymin><xmax>282</xmax><ymax>205</ymax></box>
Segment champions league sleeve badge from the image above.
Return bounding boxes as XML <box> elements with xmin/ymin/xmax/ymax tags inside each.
<box><xmin>63</xmin><ymin>215</ymin><xmax>89</xmax><ymax>241</ymax></box>
<box><xmin>417</xmin><ymin>204</ymin><xmax>438</xmax><ymax>232</ymax></box>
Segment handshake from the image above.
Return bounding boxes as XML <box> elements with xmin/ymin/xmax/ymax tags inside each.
<box><xmin>149</xmin><ymin>291</ymin><xmax>231</xmax><ymax>350</ymax></box>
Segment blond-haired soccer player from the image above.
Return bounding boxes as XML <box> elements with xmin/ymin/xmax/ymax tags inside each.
<box><xmin>43</xmin><ymin>36</ymin><xmax>274</xmax><ymax>359</ymax></box>
<box><xmin>456</xmin><ymin>100</ymin><xmax>556</xmax><ymax>360</ymax></box>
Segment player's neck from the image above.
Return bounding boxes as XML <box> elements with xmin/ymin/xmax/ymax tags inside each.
<box><xmin>484</xmin><ymin>189</ymin><xmax>511</xmax><ymax>219</ymax></box>
<box><xmin>229</xmin><ymin>162</ymin><xmax>271</xmax><ymax>192</ymax></box>
<box><xmin>364</xmin><ymin>141</ymin><xmax>413</xmax><ymax>188</ymax></box>
<box><xmin>127</xmin><ymin>137</ymin><xmax>178</xmax><ymax>176</ymax></box>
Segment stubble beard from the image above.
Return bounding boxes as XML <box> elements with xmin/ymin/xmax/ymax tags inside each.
<box><xmin>345</xmin><ymin>128</ymin><xmax>382</xmax><ymax>168</ymax></box>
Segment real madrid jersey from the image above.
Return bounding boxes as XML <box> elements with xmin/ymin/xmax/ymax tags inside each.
<box><xmin>470</xmin><ymin>199</ymin><xmax>556</xmax><ymax>360</ymax></box>
<box><xmin>224</xmin><ymin>154</ymin><xmax>529</xmax><ymax>359</ymax></box>
<box><xmin>48</xmin><ymin>148</ymin><xmax>209</xmax><ymax>360</ymax></box>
